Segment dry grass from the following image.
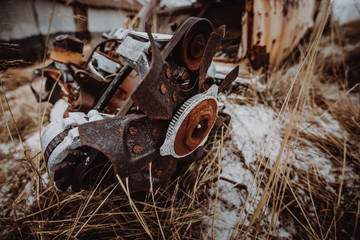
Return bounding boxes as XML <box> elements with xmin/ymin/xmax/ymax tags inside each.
<box><xmin>1</xmin><ymin>1</ymin><xmax>360</xmax><ymax>239</ymax></box>
<box><xmin>0</xmin><ymin>123</ymin><xmax>223</xmax><ymax>239</ymax></box>
<box><xmin>236</xmin><ymin>2</ymin><xmax>360</xmax><ymax>239</ymax></box>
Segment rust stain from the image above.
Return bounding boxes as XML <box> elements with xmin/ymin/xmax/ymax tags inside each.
<box><xmin>133</xmin><ymin>144</ymin><xmax>144</xmax><ymax>154</ymax></box>
<box><xmin>129</xmin><ymin>126</ymin><xmax>138</xmax><ymax>136</ymax></box>
<box><xmin>152</xmin><ymin>128</ymin><xmax>160</xmax><ymax>138</ymax></box>
<box><xmin>160</xmin><ymin>83</ymin><xmax>167</xmax><ymax>94</ymax></box>
<box><xmin>243</xmin><ymin>0</ymin><xmax>317</xmax><ymax>68</ymax></box>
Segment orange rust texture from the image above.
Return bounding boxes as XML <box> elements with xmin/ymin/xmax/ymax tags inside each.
<box><xmin>174</xmin><ymin>99</ymin><xmax>217</xmax><ymax>157</ymax></box>
<box><xmin>240</xmin><ymin>0</ymin><xmax>317</xmax><ymax>67</ymax></box>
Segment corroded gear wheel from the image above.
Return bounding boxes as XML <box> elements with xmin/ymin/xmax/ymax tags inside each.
<box><xmin>160</xmin><ymin>85</ymin><xmax>218</xmax><ymax>158</ymax></box>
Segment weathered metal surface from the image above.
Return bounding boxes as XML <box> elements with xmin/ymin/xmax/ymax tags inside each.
<box><xmin>131</xmin><ymin>25</ymin><xmax>178</xmax><ymax>120</ymax></box>
<box><xmin>238</xmin><ymin>0</ymin><xmax>318</xmax><ymax>69</ymax></box>
<box><xmin>160</xmin><ymin>85</ymin><xmax>218</xmax><ymax>158</ymax></box>
<box><xmin>39</xmin><ymin>17</ymin><xmax>239</xmax><ymax>192</ymax></box>
<box><xmin>180</xmin><ymin>18</ymin><xmax>213</xmax><ymax>71</ymax></box>
<box><xmin>78</xmin><ymin>114</ymin><xmax>168</xmax><ymax>178</ymax></box>
<box><xmin>198</xmin><ymin>25</ymin><xmax>225</xmax><ymax>92</ymax></box>
<box><xmin>218</xmin><ymin>65</ymin><xmax>240</xmax><ymax>93</ymax></box>
<box><xmin>174</xmin><ymin>98</ymin><xmax>217</xmax><ymax>156</ymax></box>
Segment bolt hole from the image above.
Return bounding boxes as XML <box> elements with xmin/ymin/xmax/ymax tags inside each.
<box><xmin>204</xmin><ymin>77</ymin><xmax>215</xmax><ymax>90</ymax></box>
<box><xmin>192</xmin><ymin>119</ymin><xmax>209</xmax><ymax>139</ymax></box>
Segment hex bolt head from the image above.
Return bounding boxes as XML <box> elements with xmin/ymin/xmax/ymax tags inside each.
<box><xmin>129</xmin><ymin>126</ymin><xmax>138</xmax><ymax>136</ymax></box>
<box><xmin>152</xmin><ymin>128</ymin><xmax>160</xmax><ymax>137</ymax></box>
<box><xmin>133</xmin><ymin>145</ymin><xmax>144</xmax><ymax>154</ymax></box>
<box><xmin>166</xmin><ymin>67</ymin><xmax>172</xmax><ymax>78</ymax></box>
<box><xmin>160</xmin><ymin>84</ymin><xmax>166</xmax><ymax>94</ymax></box>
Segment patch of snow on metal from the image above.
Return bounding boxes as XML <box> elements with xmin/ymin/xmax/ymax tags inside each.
<box><xmin>50</xmin><ymin>99</ymin><xmax>68</xmax><ymax>122</ymax></box>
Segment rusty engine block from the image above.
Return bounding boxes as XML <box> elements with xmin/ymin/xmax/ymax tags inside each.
<box><xmin>32</xmin><ymin>17</ymin><xmax>239</xmax><ymax>192</ymax></box>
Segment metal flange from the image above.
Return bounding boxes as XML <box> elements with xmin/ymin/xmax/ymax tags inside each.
<box><xmin>160</xmin><ymin>84</ymin><xmax>218</xmax><ymax>158</ymax></box>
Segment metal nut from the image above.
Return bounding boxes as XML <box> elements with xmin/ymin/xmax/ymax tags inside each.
<box><xmin>166</xmin><ymin>67</ymin><xmax>172</xmax><ymax>78</ymax></box>
<box><xmin>160</xmin><ymin>84</ymin><xmax>166</xmax><ymax>94</ymax></box>
<box><xmin>152</xmin><ymin>128</ymin><xmax>160</xmax><ymax>137</ymax></box>
<box><xmin>129</xmin><ymin>126</ymin><xmax>138</xmax><ymax>136</ymax></box>
<box><xmin>133</xmin><ymin>145</ymin><xmax>144</xmax><ymax>154</ymax></box>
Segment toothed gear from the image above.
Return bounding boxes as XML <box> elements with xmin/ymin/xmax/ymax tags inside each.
<box><xmin>160</xmin><ymin>85</ymin><xmax>218</xmax><ymax>158</ymax></box>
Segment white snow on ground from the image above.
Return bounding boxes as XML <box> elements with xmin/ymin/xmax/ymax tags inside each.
<box><xmin>332</xmin><ymin>0</ymin><xmax>360</xmax><ymax>25</ymax></box>
<box><xmin>0</xmin><ymin>142</ymin><xmax>14</xmax><ymax>155</ymax></box>
<box><xmin>24</xmin><ymin>131</ymin><xmax>41</xmax><ymax>150</ymax></box>
<box><xmin>50</xmin><ymin>99</ymin><xmax>68</xmax><ymax>122</ymax></box>
<box><xmin>208</xmin><ymin>89</ymin><xmax>349</xmax><ymax>239</ymax></box>
<box><xmin>207</xmin><ymin>94</ymin><xmax>284</xmax><ymax>239</ymax></box>
<box><xmin>302</xmin><ymin>107</ymin><xmax>346</xmax><ymax>139</ymax></box>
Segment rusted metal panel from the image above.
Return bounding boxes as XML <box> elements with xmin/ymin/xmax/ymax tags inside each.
<box><xmin>239</xmin><ymin>0</ymin><xmax>318</xmax><ymax>69</ymax></box>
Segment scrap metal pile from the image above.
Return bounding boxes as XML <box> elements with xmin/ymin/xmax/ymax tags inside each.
<box><xmin>32</xmin><ymin>17</ymin><xmax>239</xmax><ymax>192</ymax></box>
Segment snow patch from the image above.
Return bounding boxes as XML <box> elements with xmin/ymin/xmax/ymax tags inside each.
<box><xmin>332</xmin><ymin>0</ymin><xmax>360</xmax><ymax>25</ymax></box>
<box><xmin>0</xmin><ymin>143</ymin><xmax>14</xmax><ymax>155</ymax></box>
<box><xmin>207</xmin><ymin>96</ymin><xmax>285</xmax><ymax>239</ymax></box>
<box><xmin>24</xmin><ymin>132</ymin><xmax>41</xmax><ymax>150</ymax></box>
<box><xmin>50</xmin><ymin>99</ymin><xmax>68</xmax><ymax>122</ymax></box>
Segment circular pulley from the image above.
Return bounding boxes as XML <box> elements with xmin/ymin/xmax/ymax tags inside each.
<box><xmin>180</xmin><ymin>18</ymin><xmax>213</xmax><ymax>71</ymax></box>
<box><xmin>160</xmin><ymin>85</ymin><xmax>218</xmax><ymax>158</ymax></box>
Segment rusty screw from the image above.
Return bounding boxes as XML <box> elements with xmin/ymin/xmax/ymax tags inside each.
<box><xmin>152</xmin><ymin>128</ymin><xmax>160</xmax><ymax>137</ymax></box>
<box><xmin>166</xmin><ymin>67</ymin><xmax>172</xmax><ymax>78</ymax></box>
<box><xmin>133</xmin><ymin>145</ymin><xmax>144</xmax><ymax>154</ymax></box>
<box><xmin>129</xmin><ymin>126</ymin><xmax>138</xmax><ymax>136</ymax></box>
<box><xmin>160</xmin><ymin>84</ymin><xmax>166</xmax><ymax>94</ymax></box>
<box><xmin>155</xmin><ymin>169</ymin><xmax>163</xmax><ymax>178</ymax></box>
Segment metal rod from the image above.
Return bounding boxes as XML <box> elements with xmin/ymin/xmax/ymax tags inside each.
<box><xmin>95</xmin><ymin>64</ymin><xmax>132</xmax><ymax>111</ymax></box>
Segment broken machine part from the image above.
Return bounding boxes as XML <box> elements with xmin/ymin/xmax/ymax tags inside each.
<box><xmin>35</xmin><ymin>17</ymin><xmax>239</xmax><ymax>192</ymax></box>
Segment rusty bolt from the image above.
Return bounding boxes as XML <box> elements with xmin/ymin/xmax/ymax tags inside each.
<box><xmin>166</xmin><ymin>68</ymin><xmax>172</xmax><ymax>78</ymax></box>
<box><xmin>172</xmin><ymin>92</ymin><xmax>177</xmax><ymax>102</ymax></box>
<box><xmin>133</xmin><ymin>145</ymin><xmax>144</xmax><ymax>154</ymax></box>
<box><xmin>155</xmin><ymin>169</ymin><xmax>163</xmax><ymax>178</ymax></box>
<box><xmin>129</xmin><ymin>126</ymin><xmax>138</xmax><ymax>136</ymax></box>
<box><xmin>160</xmin><ymin>84</ymin><xmax>166</xmax><ymax>94</ymax></box>
<box><xmin>152</xmin><ymin>128</ymin><xmax>160</xmax><ymax>137</ymax></box>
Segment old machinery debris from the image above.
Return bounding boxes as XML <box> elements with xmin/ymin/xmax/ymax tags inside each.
<box><xmin>34</xmin><ymin>17</ymin><xmax>239</xmax><ymax>192</ymax></box>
